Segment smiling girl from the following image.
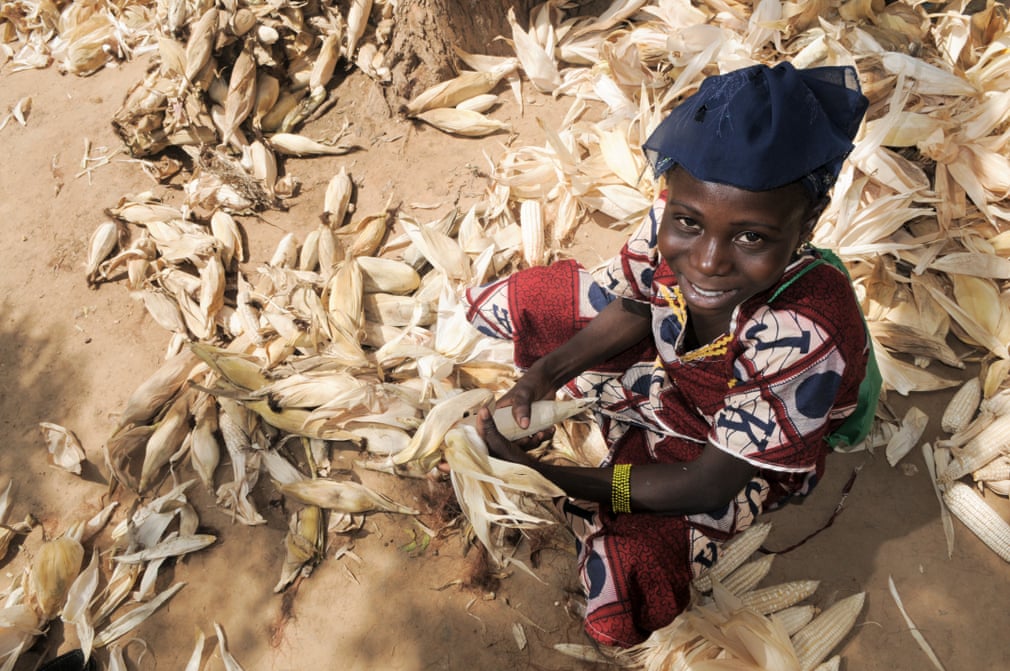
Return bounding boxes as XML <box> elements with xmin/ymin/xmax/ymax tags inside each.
<box><xmin>463</xmin><ymin>62</ymin><xmax>879</xmax><ymax>647</ymax></box>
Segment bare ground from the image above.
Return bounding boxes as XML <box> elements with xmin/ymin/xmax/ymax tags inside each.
<box><xmin>1</xmin><ymin>55</ymin><xmax>1008</xmax><ymax>671</ymax></box>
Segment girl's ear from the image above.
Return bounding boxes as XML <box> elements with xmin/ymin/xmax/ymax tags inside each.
<box><xmin>801</xmin><ymin>196</ymin><xmax>829</xmax><ymax>240</ymax></box>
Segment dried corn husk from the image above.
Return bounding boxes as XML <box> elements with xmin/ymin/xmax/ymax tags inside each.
<box><xmin>269</xmin><ymin>133</ymin><xmax>357</xmax><ymax>156</ymax></box>
<box><xmin>27</xmin><ymin>535</ymin><xmax>85</xmax><ymax>620</ymax></box>
<box><xmin>38</xmin><ymin>423</ymin><xmax>87</xmax><ymax>474</ymax></box>
<box><xmin>275</xmin><ymin>478</ymin><xmax>418</xmax><ymax>515</ymax></box>
<box><xmin>415</xmin><ymin>108</ymin><xmax>512</xmax><ymax>137</ymax></box>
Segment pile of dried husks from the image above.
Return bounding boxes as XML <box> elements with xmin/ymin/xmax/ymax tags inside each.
<box><xmin>4</xmin><ymin>0</ymin><xmax>1010</xmax><ymax>668</ymax></box>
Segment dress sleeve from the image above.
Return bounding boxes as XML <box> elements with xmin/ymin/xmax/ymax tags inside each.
<box><xmin>593</xmin><ymin>196</ymin><xmax>666</xmax><ymax>302</ymax></box>
<box><xmin>708</xmin><ymin>302</ymin><xmax>853</xmax><ymax>472</ymax></box>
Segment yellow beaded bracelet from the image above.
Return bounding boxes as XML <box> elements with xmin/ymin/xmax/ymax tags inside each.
<box><xmin>611</xmin><ymin>463</ymin><xmax>632</xmax><ymax>514</ymax></box>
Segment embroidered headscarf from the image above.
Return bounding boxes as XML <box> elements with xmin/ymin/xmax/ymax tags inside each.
<box><xmin>643</xmin><ymin>62</ymin><xmax>869</xmax><ymax>201</ymax></box>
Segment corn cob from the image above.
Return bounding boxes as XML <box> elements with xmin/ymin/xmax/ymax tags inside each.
<box><xmin>722</xmin><ymin>553</ymin><xmax>775</xmax><ymax>596</ymax></box>
<box><xmin>210</xmin><ymin>210</ymin><xmax>243</xmax><ymax>266</ymax></box>
<box><xmin>456</xmin><ymin>93</ymin><xmax>499</xmax><ymax>113</ymax></box>
<box><xmin>692</xmin><ymin>522</ymin><xmax>772</xmax><ymax>592</ymax></box>
<box><xmin>251</xmin><ymin>72</ymin><xmax>280</xmax><ymax>130</ymax></box>
<box><xmin>520</xmin><ymin>199</ymin><xmax>545</xmax><ymax>267</ymax></box>
<box><xmin>316</xmin><ymin>225</ymin><xmax>342</xmax><ymax>275</ymax></box>
<box><xmin>139</xmin><ymin>390</ymin><xmax>193</xmax><ymax>493</ymax></box>
<box><xmin>269</xmin><ymin>133</ymin><xmax>356</xmax><ymax>157</ymax></box>
<box><xmin>740</xmin><ymin>580</ymin><xmax>820</xmax><ymax>615</ymax></box>
<box><xmin>407</xmin><ymin>70</ymin><xmax>506</xmax><ymax>116</ymax></box>
<box><xmin>415</xmin><ymin>108</ymin><xmax>512</xmax><ymax>137</ymax></box>
<box><xmin>221</xmin><ymin>39</ymin><xmax>256</xmax><ymax>145</ymax></box>
<box><xmin>942</xmin><ymin>481</ymin><xmax>1010</xmax><ymax>562</ymax></box>
<box><xmin>941</xmin><ymin>377</ymin><xmax>982</xmax><ymax>434</ymax></box>
<box><xmin>984</xmin><ymin>480</ymin><xmax>1010</xmax><ymax>496</ymax></box>
<box><xmin>183</xmin><ymin>7</ymin><xmax>218</xmax><ymax>86</ymax></box>
<box><xmin>343</xmin><ymin>212</ymin><xmax>390</xmax><ymax>257</ymax></box>
<box><xmin>323</xmin><ymin>167</ymin><xmax>353</xmax><ymax>228</ymax></box>
<box><xmin>362</xmin><ymin>293</ymin><xmax>436</xmax><ymax>327</ymax></box>
<box><xmin>490</xmin><ymin>398</ymin><xmax>596</xmax><ymax>441</ymax></box>
<box><xmin>791</xmin><ymin>592</ymin><xmax>865</xmax><ymax>671</ymax></box>
<box><xmin>771</xmin><ymin>604</ymin><xmax>817</xmax><ymax>636</ymax></box>
<box><xmin>309</xmin><ymin>32</ymin><xmax>341</xmax><ymax>94</ymax></box>
<box><xmin>86</xmin><ymin>221</ymin><xmax>122</xmax><ymax>285</ymax></box>
<box><xmin>298</xmin><ymin>228</ymin><xmax>321</xmax><ymax>271</ymax></box>
<box><xmin>356</xmin><ymin>256</ymin><xmax>421</xmax><ymax>294</ymax></box>
<box><xmin>117</xmin><ymin>349</ymin><xmax>201</xmax><ymax>428</ymax></box>
<box><xmin>974</xmin><ymin>456</ymin><xmax>1010</xmax><ymax>483</ymax></box>
<box><xmin>813</xmin><ymin>656</ymin><xmax>841</xmax><ymax>671</ymax></box>
<box><xmin>28</xmin><ymin>535</ymin><xmax>85</xmax><ymax>620</ymax></box>
<box><xmin>260</xmin><ymin>90</ymin><xmax>305</xmax><ymax>133</ymax></box>
<box><xmin>275</xmin><ymin>478</ymin><xmax>418</xmax><ymax>515</ymax></box>
<box><xmin>939</xmin><ymin>412</ymin><xmax>1010</xmax><ymax>485</ymax></box>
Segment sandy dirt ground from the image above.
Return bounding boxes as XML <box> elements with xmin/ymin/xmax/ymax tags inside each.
<box><xmin>1</xmin><ymin>52</ymin><xmax>1009</xmax><ymax>671</ymax></box>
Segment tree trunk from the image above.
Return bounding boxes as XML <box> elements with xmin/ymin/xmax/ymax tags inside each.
<box><xmin>382</xmin><ymin>0</ymin><xmax>538</xmax><ymax>112</ymax></box>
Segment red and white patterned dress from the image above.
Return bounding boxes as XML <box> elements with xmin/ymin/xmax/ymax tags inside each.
<box><xmin>464</xmin><ymin>196</ymin><xmax>870</xmax><ymax>647</ymax></box>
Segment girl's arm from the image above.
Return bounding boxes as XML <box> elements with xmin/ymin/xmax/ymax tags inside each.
<box><xmin>503</xmin><ymin>296</ymin><xmax>652</xmax><ymax>429</ymax></box>
<box><xmin>477</xmin><ymin>407</ymin><xmax>755</xmax><ymax>515</ymax></box>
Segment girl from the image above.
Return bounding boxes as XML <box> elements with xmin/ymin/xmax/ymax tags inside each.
<box><xmin>464</xmin><ymin>62</ymin><xmax>879</xmax><ymax>647</ymax></box>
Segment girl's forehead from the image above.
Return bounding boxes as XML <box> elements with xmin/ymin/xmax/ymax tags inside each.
<box><xmin>664</xmin><ymin>168</ymin><xmax>812</xmax><ymax>226</ymax></box>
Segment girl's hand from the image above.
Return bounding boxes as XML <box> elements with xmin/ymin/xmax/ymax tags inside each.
<box><xmin>497</xmin><ymin>360</ymin><xmax>559</xmax><ymax>431</ymax></box>
<box><xmin>476</xmin><ymin>406</ymin><xmax>552</xmax><ymax>466</ymax></box>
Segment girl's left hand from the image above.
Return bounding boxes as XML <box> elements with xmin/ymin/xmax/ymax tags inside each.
<box><xmin>476</xmin><ymin>406</ymin><xmax>550</xmax><ymax>467</ymax></box>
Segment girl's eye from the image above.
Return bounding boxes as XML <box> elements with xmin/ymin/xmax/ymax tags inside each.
<box><xmin>673</xmin><ymin>216</ymin><xmax>698</xmax><ymax>230</ymax></box>
<box><xmin>737</xmin><ymin>231</ymin><xmax>764</xmax><ymax>245</ymax></box>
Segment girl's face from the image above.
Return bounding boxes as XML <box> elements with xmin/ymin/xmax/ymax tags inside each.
<box><xmin>657</xmin><ymin>167</ymin><xmax>820</xmax><ymax>334</ymax></box>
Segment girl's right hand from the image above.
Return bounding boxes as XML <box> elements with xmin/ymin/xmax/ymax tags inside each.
<box><xmin>496</xmin><ymin>359</ymin><xmax>559</xmax><ymax>431</ymax></box>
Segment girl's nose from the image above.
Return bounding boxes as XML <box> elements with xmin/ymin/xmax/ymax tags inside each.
<box><xmin>693</xmin><ymin>235</ymin><xmax>731</xmax><ymax>276</ymax></box>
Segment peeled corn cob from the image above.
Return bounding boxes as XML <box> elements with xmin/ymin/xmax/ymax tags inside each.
<box><xmin>942</xmin><ymin>377</ymin><xmax>982</xmax><ymax>434</ymax></box>
<box><xmin>740</xmin><ymin>580</ymin><xmax>821</xmax><ymax>615</ymax></box>
<box><xmin>772</xmin><ymin>605</ymin><xmax>818</xmax><ymax>636</ymax></box>
<box><xmin>519</xmin><ymin>199</ymin><xmax>545</xmax><ymax>267</ymax></box>
<box><xmin>939</xmin><ymin>413</ymin><xmax>1010</xmax><ymax>485</ymax></box>
<box><xmin>973</xmin><ymin>456</ymin><xmax>1010</xmax><ymax>483</ymax></box>
<box><xmin>693</xmin><ymin>522</ymin><xmax>772</xmax><ymax>592</ymax></box>
<box><xmin>490</xmin><ymin>398</ymin><xmax>596</xmax><ymax>441</ymax></box>
<box><xmin>942</xmin><ymin>481</ymin><xmax>1010</xmax><ymax>562</ymax></box>
<box><xmin>813</xmin><ymin>656</ymin><xmax>841</xmax><ymax>671</ymax></box>
<box><xmin>791</xmin><ymin>592</ymin><xmax>866</xmax><ymax>671</ymax></box>
<box><xmin>722</xmin><ymin>553</ymin><xmax>775</xmax><ymax>596</ymax></box>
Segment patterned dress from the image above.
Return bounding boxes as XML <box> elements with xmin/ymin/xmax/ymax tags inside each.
<box><xmin>463</xmin><ymin>196</ymin><xmax>870</xmax><ymax>647</ymax></box>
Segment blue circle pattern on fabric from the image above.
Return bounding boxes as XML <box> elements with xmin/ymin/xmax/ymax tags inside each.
<box><xmin>640</xmin><ymin>267</ymin><xmax>654</xmax><ymax>289</ymax></box>
<box><xmin>588</xmin><ymin>282</ymin><xmax>615</xmax><ymax>312</ymax></box>
<box><xmin>586</xmin><ymin>549</ymin><xmax>607</xmax><ymax>599</ymax></box>
<box><xmin>659</xmin><ymin>314</ymin><xmax>681</xmax><ymax>347</ymax></box>
<box><xmin>795</xmin><ymin>370</ymin><xmax>842</xmax><ymax>418</ymax></box>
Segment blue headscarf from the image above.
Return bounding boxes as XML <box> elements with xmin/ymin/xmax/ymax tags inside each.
<box><xmin>643</xmin><ymin>62</ymin><xmax>869</xmax><ymax>201</ymax></box>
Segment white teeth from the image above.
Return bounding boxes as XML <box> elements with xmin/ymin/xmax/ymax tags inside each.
<box><xmin>692</xmin><ymin>284</ymin><xmax>727</xmax><ymax>297</ymax></box>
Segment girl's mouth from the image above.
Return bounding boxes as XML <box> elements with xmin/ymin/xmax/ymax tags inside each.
<box><xmin>684</xmin><ymin>279</ymin><xmax>734</xmax><ymax>299</ymax></box>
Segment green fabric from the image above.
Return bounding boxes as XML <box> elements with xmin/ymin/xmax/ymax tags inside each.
<box><xmin>770</xmin><ymin>247</ymin><xmax>882</xmax><ymax>450</ymax></box>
